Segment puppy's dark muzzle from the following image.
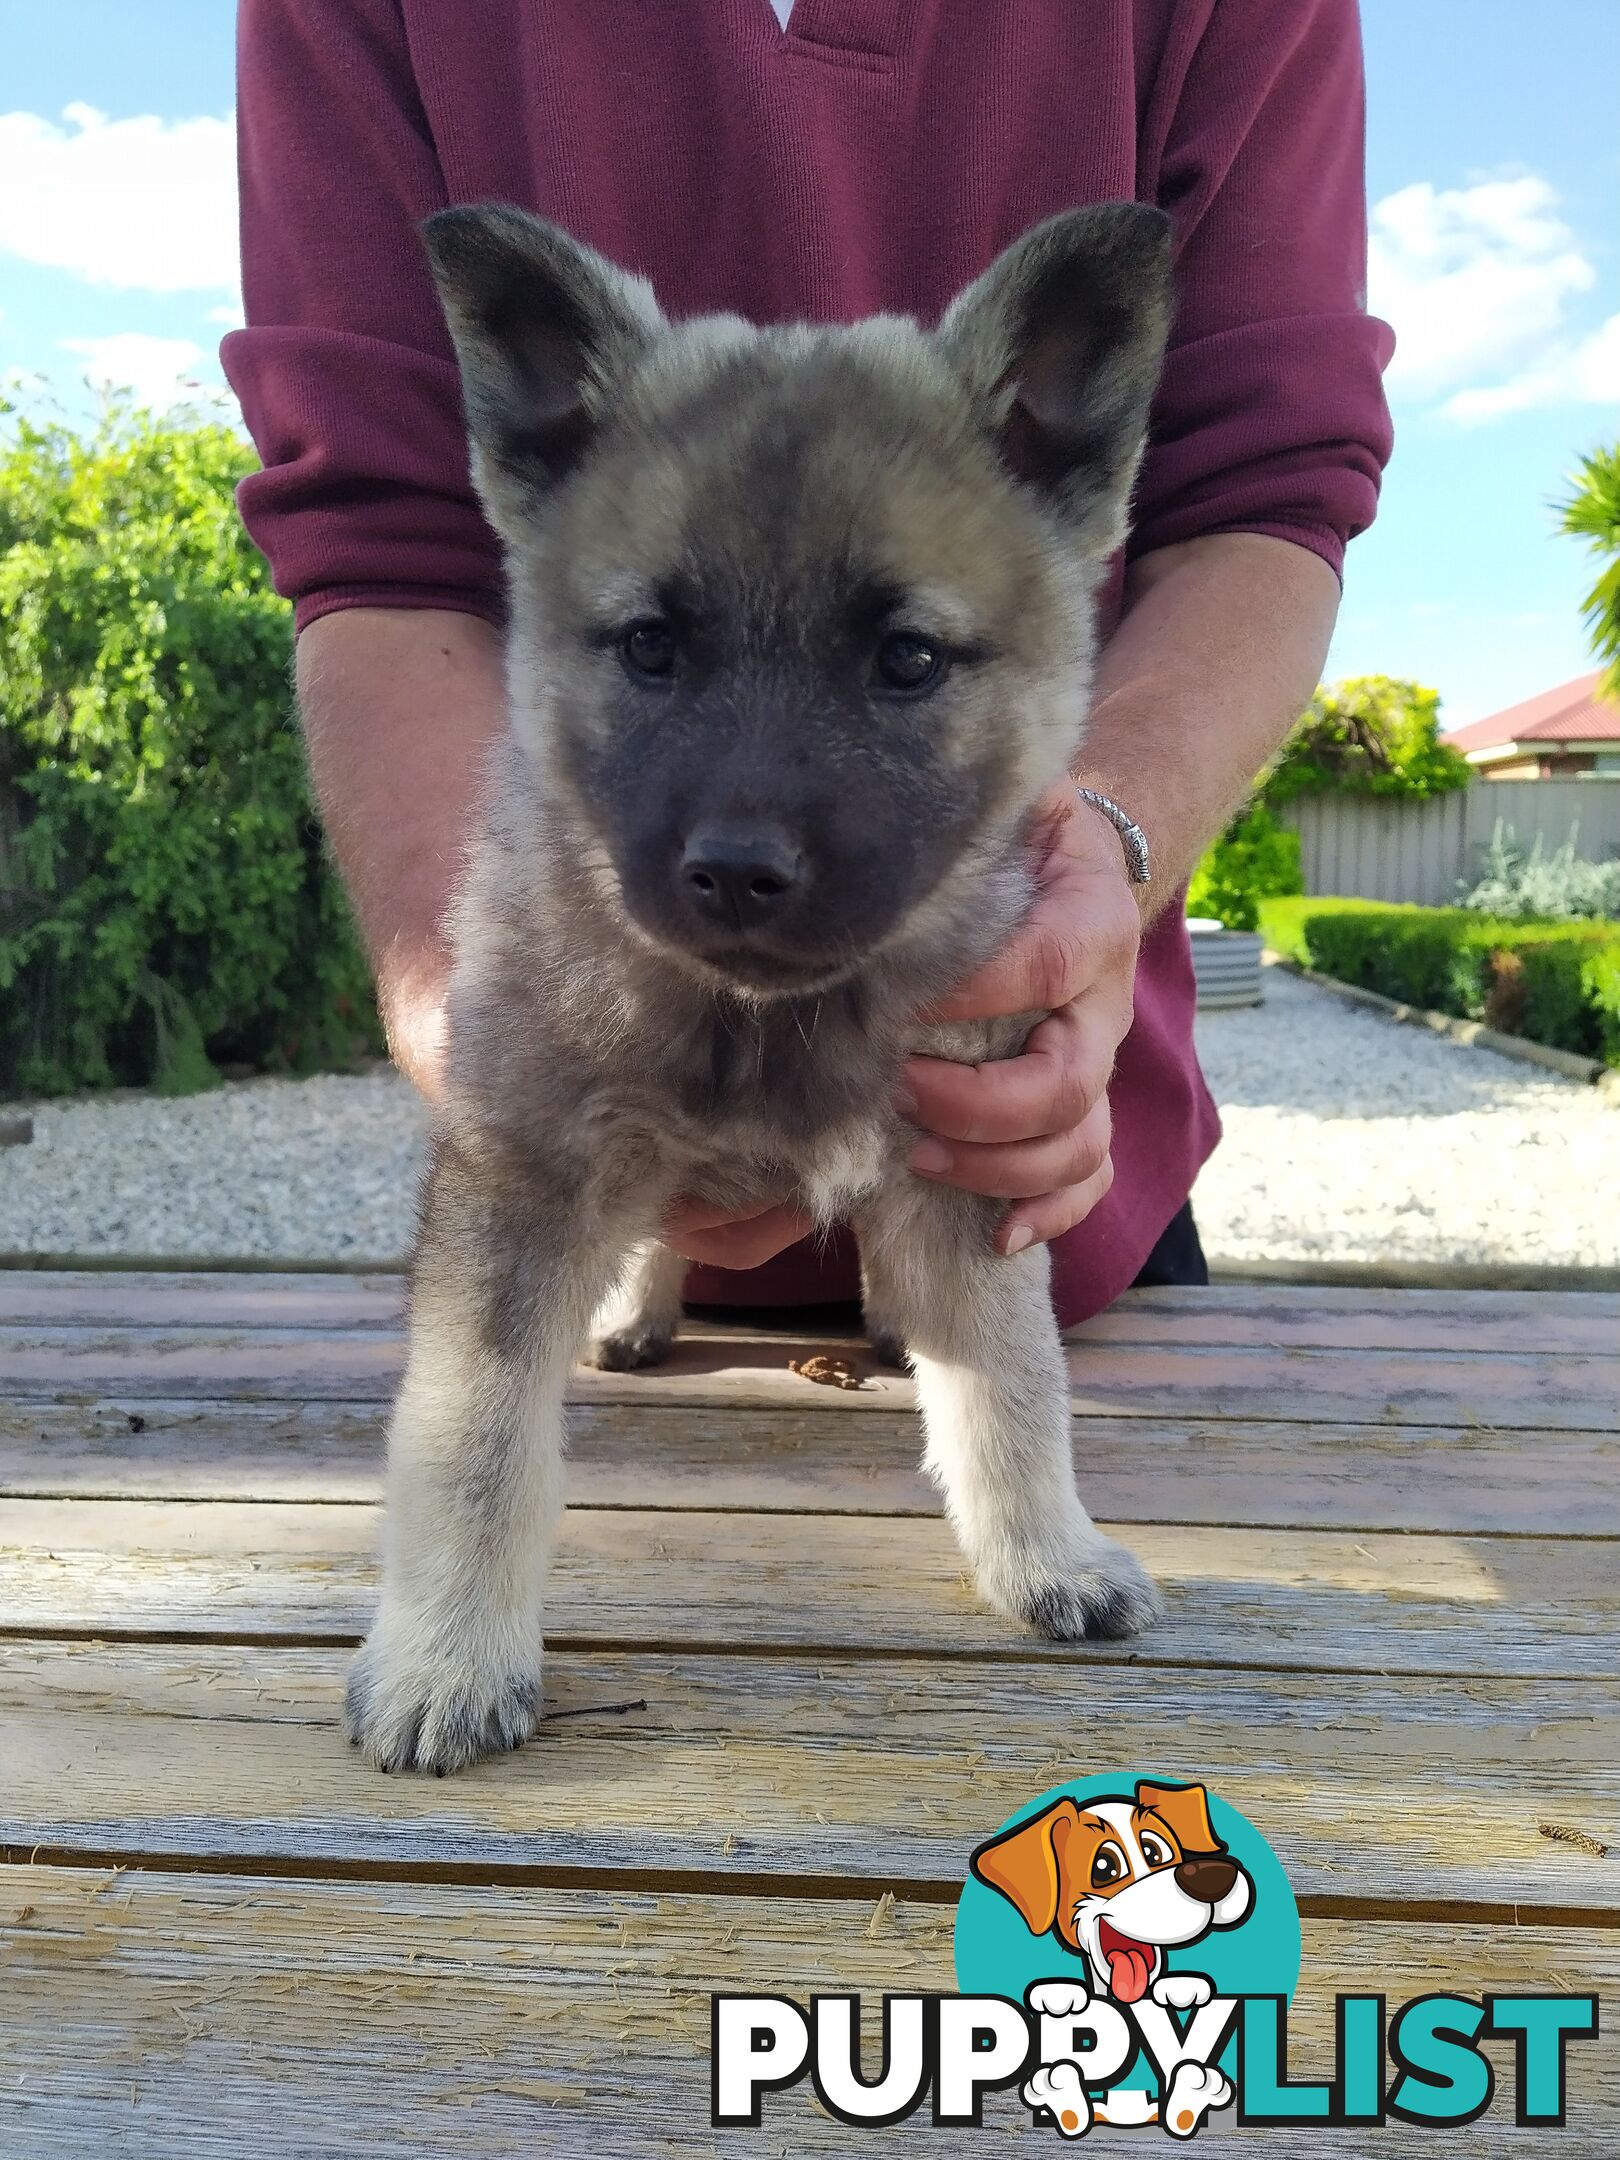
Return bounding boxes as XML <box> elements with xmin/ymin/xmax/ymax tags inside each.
<box><xmin>1175</xmin><ymin>1855</ymin><xmax>1239</xmax><ymax>1903</ymax></box>
<box><xmin>679</xmin><ymin>825</ymin><xmax>805</xmax><ymax>930</ymax></box>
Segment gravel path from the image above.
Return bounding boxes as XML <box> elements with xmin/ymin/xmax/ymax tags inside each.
<box><xmin>1</xmin><ymin>967</ymin><xmax>1615</xmax><ymax>1267</ymax></box>
<box><xmin>0</xmin><ymin>1069</ymin><xmax>427</xmax><ymax>1264</ymax></box>
<box><xmin>1191</xmin><ymin>967</ymin><xmax>1617</xmax><ymax>1268</ymax></box>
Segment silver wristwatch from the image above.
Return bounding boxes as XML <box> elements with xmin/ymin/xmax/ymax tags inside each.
<box><xmin>1073</xmin><ymin>786</ymin><xmax>1151</xmax><ymax>885</ymax></box>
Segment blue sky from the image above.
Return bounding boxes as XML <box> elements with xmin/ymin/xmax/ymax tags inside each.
<box><xmin>2</xmin><ymin>0</ymin><xmax>1616</xmax><ymax>724</ymax></box>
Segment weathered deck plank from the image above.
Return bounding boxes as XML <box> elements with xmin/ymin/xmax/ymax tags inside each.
<box><xmin>3</xmin><ymin>1321</ymin><xmax>1616</xmax><ymax>1428</ymax></box>
<box><xmin>1</xmin><ymin>1867</ymin><xmax>1613</xmax><ymax>2156</ymax></box>
<box><xmin>3</xmin><ymin>1640</ymin><xmax>1616</xmax><ymax>1911</ymax></box>
<box><xmin>8</xmin><ymin>1270</ymin><xmax>1618</xmax><ymax>1353</ymax></box>
<box><xmin>4</xmin><ymin>1497</ymin><xmax>1614</xmax><ymax>1677</ymax></box>
<box><xmin>3</xmin><ymin>1395</ymin><xmax>1615</xmax><ymax>1533</ymax></box>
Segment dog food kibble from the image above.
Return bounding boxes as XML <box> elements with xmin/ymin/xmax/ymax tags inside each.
<box><xmin>787</xmin><ymin>1354</ymin><xmax>865</xmax><ymax>1391</ymax></box>
<box><xmin>1539</xmin><ymin>1820</ymin><xmax>1610</xmax><ymax>1858</ymax></box>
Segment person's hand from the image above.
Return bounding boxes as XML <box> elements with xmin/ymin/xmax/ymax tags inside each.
<box><xmin>660</xmin><ymin>1194</ymin><xmax>816</xmax><ymax>1269</ymax></box>
<box><xmin>899</xmin><ymin>780</ymin><xmax>1142</xmax><ymax>1255</ymax></box>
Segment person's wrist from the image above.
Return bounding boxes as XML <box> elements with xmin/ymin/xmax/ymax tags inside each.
<box><xmin>1061</xmin><ymin>784</ymin><xmax>1157</xmax><ymax>932</ymax></box>
<box><xmin>1069</xmin><ymin>784</ymin><xmax>1151</xmax><ymax>886</ymax></box>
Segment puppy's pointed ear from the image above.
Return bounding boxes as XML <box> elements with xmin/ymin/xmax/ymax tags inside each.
<box><xmin>421</xmin><ymin>204</ymin><xmax>664</xmax><ymax>527</ymax></box>
<box><xmin>970</xmin><ymin>1798</ymin><xmax>1081</xmax><ymax>1937</ymax></box>
<box><xmin>936</xmin><ymin>204</ymin><xmax>1173</xmax><ymax>554</ymax></box>
<box><xmin>1135</xmin><ymin>1780</ymin><xmax>1225</xmax><ymax>1857</ymax></box>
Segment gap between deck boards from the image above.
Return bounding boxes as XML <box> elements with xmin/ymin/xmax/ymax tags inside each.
<box><xmin>4</xmin><ymin>1843</ymin><xmax>1617</xmax><ymax>1935</ymax></box>
<box><xmin>10</xmin><ymin>1623</ymin><xmax>1607</xmax><ymax>1690</ymax></box>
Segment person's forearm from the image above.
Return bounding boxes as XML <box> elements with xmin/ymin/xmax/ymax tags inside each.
<box><xmin>295</xmin><ymin>606</ymin><xmax>506</xmax><ymax>1097</ymax></box>
<box><xmin>1075</xmin><ymin>532</ymin><xmax>1341</xmax><ymax>922</ymax></box>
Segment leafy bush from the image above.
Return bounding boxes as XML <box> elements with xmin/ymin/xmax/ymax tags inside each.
<box><xmin>1187</xmin><ymin>678</ymin><xmax>1467</xmax><ymax>934</ymax></box>
<box><xmin>0</xmin><ymin>406</ymin><xmax>380</xmax><ymax>1095</ymax></box>
<box><xmin>1259</xmin><ymin>897</ymin><xmax>1620</xmax><ymax>1065</ymax></box>
<box><xmin>1460</xmin><ymin>821</ymin><xmax>1620</xmax><ymax>922</ymax></box>
<box><xmin>1186</xmin><ymin>804</ymin><xmax>1303</xmax><ymax>932</ymax></box>
<box><xmin>1264</xmin><ymin>677</ymin><xmax>1471</xmax><ymax>806</ymax></box>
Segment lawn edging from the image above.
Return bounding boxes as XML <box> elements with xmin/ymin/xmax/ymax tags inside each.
<box><xmin>1266</xmin><ymin>954</ymin><xmax>1620</xmax><ymax>1099</ymax></box>
<box><xmin>1259</xmin><ymin>895</ymin><xmax>1620</xmax><ymax>1084</ymax></box>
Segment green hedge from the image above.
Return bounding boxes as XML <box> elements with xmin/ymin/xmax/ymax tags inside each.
<box><xmin>1</xmin><ymin>408</ymin><xmax>380</xmax><ymax>1096</ymax></box>
<box><xmin>1259</xmin><ymin>898</ymin><xmax>1620</xmax><ymax>1067</ymax></box>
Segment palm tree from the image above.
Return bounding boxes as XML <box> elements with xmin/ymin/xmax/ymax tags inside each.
<box><xmin>1559</xmin><ymin>445</ymin><xmax>1620</xmax><ymax>702</ymax></box>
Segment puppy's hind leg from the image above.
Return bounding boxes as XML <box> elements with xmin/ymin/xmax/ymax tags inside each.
<box><xmin>345</xmin><ymin>1133</ymin><xmax>628</xmax><ymax>1774</ymax></box>
<box><xmin>587</xmin><ymin>1238</ymin><xmax>688</xmax><ymax>1372</ymax></box>
<box><xmin>856</xmin><ymin>1181</ymin><xmax>1162</xmax><ymax>1642</ymax></box>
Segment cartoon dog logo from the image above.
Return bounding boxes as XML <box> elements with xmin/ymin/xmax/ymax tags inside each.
<box><xmin>969</xmin><ymin>1779</ymin><xmax>1252</xmax><ymax>2005</ymax></box>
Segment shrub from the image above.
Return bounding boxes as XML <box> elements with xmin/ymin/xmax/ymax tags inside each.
<box><xmin>1264</xmin><ymin>677</ymin><xmax>1472</xmax><ymax>807</ymax></box>
<box><xmin>0</xmin><ymin>405</ymin><xmax>380</xmax><ymax>1095</ymax></box>
<box><xmin>1585</xmin><ymin>943</ymin><xmax>1620</xmax><ymax>1065</ymax></box>
<box><xmin>1460</xmin><ymin>820</ymin><xmax>1620</xmax><ymax>922</ymax></box>
<box><xmin>1191</xmin><ymin>677</ymin><xmax>1468</xmax><ymax>938</ymax></box>
<box><xmin>1258</xmin><ymin>897</ymin><xmax>1620</xmax><ymax>1065</ymax></box>
<box><xmin>1186</xmin><ymin>804</ymin><xmax>1303</xmax><ymax>932</ymax></box>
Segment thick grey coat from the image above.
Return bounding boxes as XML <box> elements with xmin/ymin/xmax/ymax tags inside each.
<box><xmin>343</xmin><ymin>203</ymin><xmax>1174</xmax><ymax>1773</ymax></box>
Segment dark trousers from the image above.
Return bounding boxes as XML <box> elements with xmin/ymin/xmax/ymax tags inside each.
<box><xmin>1129</xmin><ymin>1200</ymin><xmax>1210</xmax><ymax>1288</ymax></box>
<box><xmin>692</xmin><ymin>1200</ymin><xmax>1210</xmax><ymax>1334</ymax></box>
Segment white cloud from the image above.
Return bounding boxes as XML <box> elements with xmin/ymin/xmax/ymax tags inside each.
<box><xmin>0</xmin><ymin>102</ymin><xmax>237</xmax><ymax>294</ymax></box>
<box><xmin>60</xmin><ymin>332</ymin><xmax>218</xmax><ymax>410</ymax></box>
<box><xmin>1369</xmin><ymin>174</ymin><xmax>1599</xmax><ymax>407</ymax></box>
<box><xmin>1444</xmin><ymin>310</ymin><xmax>1620</xmax><ymax>425</ymax></box>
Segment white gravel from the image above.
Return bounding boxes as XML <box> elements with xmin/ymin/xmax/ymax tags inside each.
<box><xmin>1</xmin><ymin>966</ymin><xmax>1615</xmax><ymax>1268</ymax></box>
<box><xmin>1191</xmin><ymin>966</ymin><xmax>1618</xmax><ymax>1269</ymax></box>
<box><xmin>0</xmin><ymin>1068</ymin><xmax>428</xmax><ymax>1263</ymax></box>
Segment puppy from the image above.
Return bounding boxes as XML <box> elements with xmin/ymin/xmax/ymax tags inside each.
<box><xmin>971</xmin><ymin>1780</ymin><xmax>1253</xmax><ymax>2003</ymax></box>
<box><xmin>343</xmin><ymin>201</ymin><xmax>1174</xmax><ymax>1773</ymax></box>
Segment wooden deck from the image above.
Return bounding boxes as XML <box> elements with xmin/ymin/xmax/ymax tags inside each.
<box><xmin>0</xmin><ymin>1271</ymin><xmax>1616</xmax><ymax>2153</ymax></box>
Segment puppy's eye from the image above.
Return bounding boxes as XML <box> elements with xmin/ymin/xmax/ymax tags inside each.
<box><xmin>874</xmin><ymin>631</ymin><xmax>947</xmax><ymax>696</ymax></box>
<box><xmin>1140</xmin><ymin>1834</ymin><xmax>1174</xmax><ymax>1869</ymax></box>
<box><xmin>1090</xmin><ymin>1842</ymin><xmax>1128</xmax><ymax>1889</ymax></box>
<box><xmin>620</xmin><ymin>620</ymin><xmax>676</xmax><ymax>681</ymax></box>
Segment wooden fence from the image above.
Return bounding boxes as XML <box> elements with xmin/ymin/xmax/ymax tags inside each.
<box><xmin>1279</xmin><ymin>779</ymin><xmax>1620</xmax><ymax>906</ymax></box>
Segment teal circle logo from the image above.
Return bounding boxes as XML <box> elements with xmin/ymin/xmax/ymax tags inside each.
<box><xmin>954</xmin><ymin>1775</ymin><xmax>1299</xmax><ymax>2116</ymax></box>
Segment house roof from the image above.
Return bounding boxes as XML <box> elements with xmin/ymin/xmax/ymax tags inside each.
<box><xmin>1444</xmin><ymin>671</ymin><xmax>1620</xmax><ymax>752</ymax></box>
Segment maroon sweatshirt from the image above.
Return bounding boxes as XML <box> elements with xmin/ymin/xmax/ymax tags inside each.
<box><xmin>225</xmin><ymin>0</ymin><xmax>1392</xmax><ymax>1326</ymax></box>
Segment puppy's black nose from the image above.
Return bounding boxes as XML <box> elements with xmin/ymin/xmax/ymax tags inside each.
<box><xmin>1175</xmin><ymin>1855</ymin><xmax>1239</xmax><ymax>1903</ymax></box>
<box><xmin>680</xmin><ymin>826</ymin><xmax>803</xmax><ymax>926</ymax></box>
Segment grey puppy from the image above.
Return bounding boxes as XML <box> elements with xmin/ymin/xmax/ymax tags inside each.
<box><xmin>344</xmin><ymin>201</ymin><xmax>1174</xmax><ymax>1775</ymax></box>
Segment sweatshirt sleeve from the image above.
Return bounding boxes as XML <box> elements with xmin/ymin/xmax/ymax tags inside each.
<box><xmin>221</xmin><ymin>0</ymin><xmax>502</xmax><ymax>632</ymax></box>
<box><xmin>1130</xmin><ymin>0</ymin><xmax>1395</xmax><ymax>577</ymax></box>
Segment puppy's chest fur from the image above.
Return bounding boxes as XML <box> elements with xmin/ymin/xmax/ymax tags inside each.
<box><xmin>654</xmin><ymin>991</ymin><xmax>1026</xmax><ymax>1218</ymax></box>
<box><xmin>453</xmin><ymin>855</ymin><xmax>1030</xmax><ymax>1224</ymax></box>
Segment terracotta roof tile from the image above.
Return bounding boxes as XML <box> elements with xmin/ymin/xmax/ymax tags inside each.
<box><xmin>1444</xmin><ymin>671</ymin><xmax>1620</xmax><ymax>751</ymax></box>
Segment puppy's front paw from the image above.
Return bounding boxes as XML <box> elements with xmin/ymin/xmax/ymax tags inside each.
<box><xmin>344</xmin><ymin>1616</ymin><xmax>542</xmax><ymax>1775</ymax></box>
<box><xmin>979</xmin><ymin>1533</ymin><xmax>1164</xmax><ymax>1643</ymax></box>
<box><xmin>587</xmin><ymin>1321</ymin><xmax>676</xmax><ymax>1372</ymax></box>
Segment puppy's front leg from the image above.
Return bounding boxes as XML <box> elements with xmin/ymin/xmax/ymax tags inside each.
<box><xmin>345</xmin><ymin>1135</ymin><xmax>624</xmax><ymax>1774</ymax></box>
<box><xmin>856</xmin><ymin>1180</ymin><xmax>1162</xmax><ymax>1640</ymax></box>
